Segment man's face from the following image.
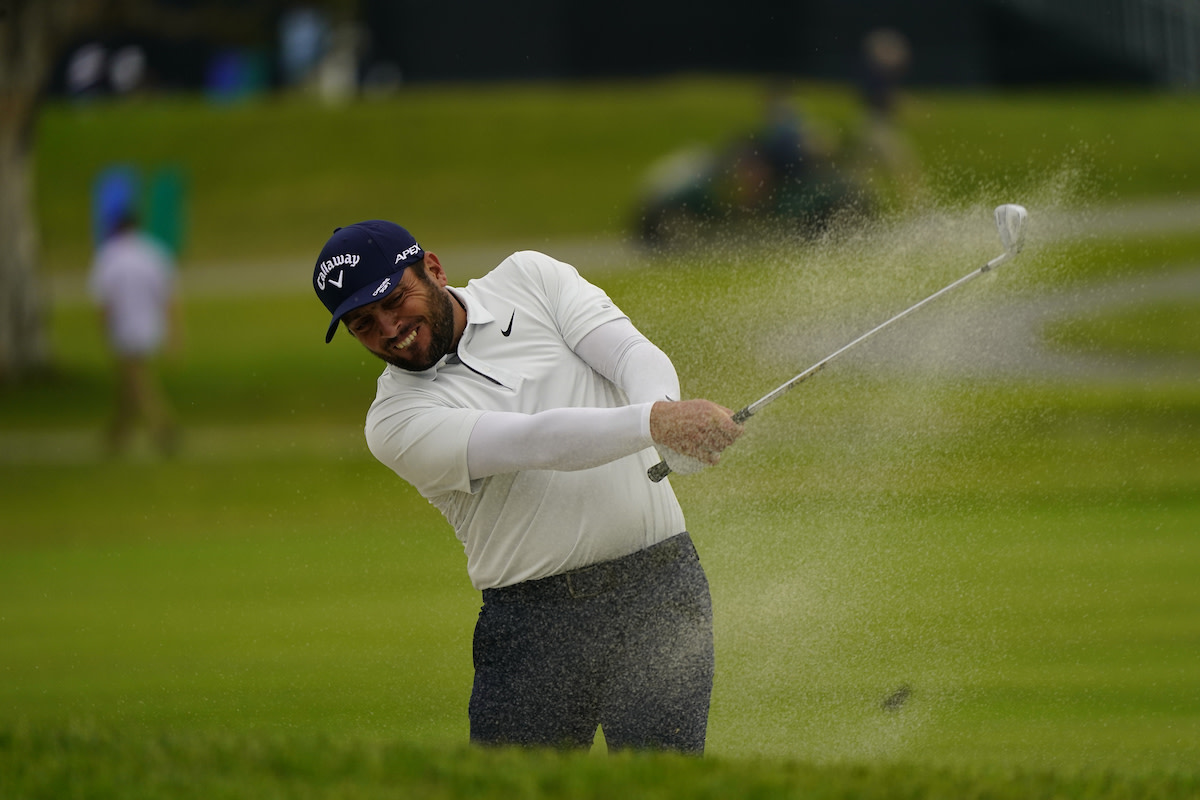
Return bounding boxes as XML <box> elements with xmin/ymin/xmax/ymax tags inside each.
<box><xmin>342</xmin><ymin>260</ymin><xmax>457</xmax><ymax>371</ymax></box>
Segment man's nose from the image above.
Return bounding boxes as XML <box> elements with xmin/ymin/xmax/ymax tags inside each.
<box><xmin>378</xmin><ymin>309</ymin><xmax>404</xmax><ymax>339</ymax></box>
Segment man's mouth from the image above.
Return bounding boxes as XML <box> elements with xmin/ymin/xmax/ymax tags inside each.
<box><xmin>392</xmin><ymin>327</ymin><xmax>418</xmax><ymax>351</ymax></box>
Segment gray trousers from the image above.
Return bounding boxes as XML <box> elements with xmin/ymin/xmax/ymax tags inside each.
<box><xmin>469</xmin><ymin>532</ymin><xmax>714</xmax><ymax>754</ymax></box>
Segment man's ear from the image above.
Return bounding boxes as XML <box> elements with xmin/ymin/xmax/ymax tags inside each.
<box><xmin>423</xmin><ymin>252</ymin><xmax>447</xmax><ymax>286</ymax></box>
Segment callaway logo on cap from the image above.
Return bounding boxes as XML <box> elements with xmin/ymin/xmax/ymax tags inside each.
<box><xmin>312</xmin><ymin>220</ymin><xmax>425</xmax><ymax>342</ymax></box>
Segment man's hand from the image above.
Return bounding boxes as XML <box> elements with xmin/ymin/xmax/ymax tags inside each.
<box><xmin>649</xmin><ymin>399</ymin><xmax>744</xmax><ymax>468</ymax></box>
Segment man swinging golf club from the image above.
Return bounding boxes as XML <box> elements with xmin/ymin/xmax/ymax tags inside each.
<box><xmin>312</xmin><ymin>221</ymin><xmax>743</xmax><ymax>753</ymax></box>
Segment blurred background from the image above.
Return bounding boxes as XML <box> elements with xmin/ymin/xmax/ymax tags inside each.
<box><xmin>4</xmin><ymin>0</ymin><xmax>1199</xmax><ymax>376</ymax></box>
<box><xmin>39</xmin><ymin>0</ymin><xmax>1200</xmax><ymax>93</ymax></box>
<box><xmin>2</xmin><ymin>0</ymin><xmax>1199</xmax><ymax>773</ymax></box>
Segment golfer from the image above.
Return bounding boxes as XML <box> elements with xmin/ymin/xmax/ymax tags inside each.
<box><xmin>312</xmin><ymin>220</ymin><xmax>742</xmax><ymax>753</ymax></box>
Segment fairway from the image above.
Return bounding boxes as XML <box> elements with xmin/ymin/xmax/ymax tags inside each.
<box><xmin>4</xmin><ymin>79</ymin><xmax>1200</xmax><ymax>795</ymax></box>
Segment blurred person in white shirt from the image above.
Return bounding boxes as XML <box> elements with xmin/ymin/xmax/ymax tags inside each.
<box><xmin>88</xmin><ymin>210</ymin><xmax>182</xmax><ymax>456</ymax></box>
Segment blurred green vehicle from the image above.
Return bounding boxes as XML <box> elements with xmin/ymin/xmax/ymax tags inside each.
<box><xmin>632</xmin><ymin>121</ymin><xmax>873</xmax><ymax>248</ymax></box>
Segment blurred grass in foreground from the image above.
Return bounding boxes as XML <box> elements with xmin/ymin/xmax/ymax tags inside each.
<box><xmin>4</xmin><ymin>723</ymin><xmax>1197</xmax><ymax>800</ymax></box>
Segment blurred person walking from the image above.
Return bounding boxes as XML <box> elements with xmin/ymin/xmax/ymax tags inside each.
<box><xmin>89</xmin><ymin>210</ymin><xmax>181</xmax><ymax>456</ymax></box>
<box><xmin>856</xmin><ymin>28</ymin><xmax>925</xmax><ymax>208</ymax></box>
<box><xmin>312</xmin><ymin>220</ymin><xmax>742</xmax><ymax>754</ymax></box>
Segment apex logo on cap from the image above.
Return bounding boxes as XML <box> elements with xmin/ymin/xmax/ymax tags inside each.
<box><xmin>396</xmin><ymin>243</ymin><xmax>422</xmax><ymax>263</ymax></box>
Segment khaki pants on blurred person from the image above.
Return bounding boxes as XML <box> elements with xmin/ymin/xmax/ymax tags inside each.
<box><xmin>107</xmin><ymin>354</ymin><xmax>178</xmax><ymax>457</ymax></box>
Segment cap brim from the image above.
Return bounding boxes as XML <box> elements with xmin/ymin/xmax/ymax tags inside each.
<box><xmin>324</xmin><ymin>266</ymin><xmax>408</xmax><ymax>342</ymax></box>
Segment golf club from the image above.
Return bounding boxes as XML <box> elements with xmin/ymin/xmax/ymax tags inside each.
<box><xmin>648</xmin><ymin>203</ymin><xmax>1029</xmax><ymax>482</ymax></box>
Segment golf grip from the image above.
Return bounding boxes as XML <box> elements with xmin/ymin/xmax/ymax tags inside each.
<box><xmin>647</xmin><ymin>405</ymin><xmax>754</xmax><ymax>482</ymax></box>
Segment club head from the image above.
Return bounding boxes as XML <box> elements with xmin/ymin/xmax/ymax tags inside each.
<box><xmin>994</xmin><ymin>204</ymin><xmax>1028</xmax><ymax>255</ymax></box>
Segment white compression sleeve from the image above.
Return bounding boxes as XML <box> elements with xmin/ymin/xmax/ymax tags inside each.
<box><xmin>466</xmin><ymin>404</ymin><xmax>654</xmax><ymax>479</ymax></box>
<box><xmin>464</xmin><ymin>319</ymin><xmax>679</xmax><ymax>480</ymax></box>
<box><xmin>575</xmin><ymin>314</ymin><xmax>710</xmax><ymax>476</ymax></box>
<box><xmin>573</xmin><ymin>318</ymin><xmax>681</xmax><ymax>404</ymax></box>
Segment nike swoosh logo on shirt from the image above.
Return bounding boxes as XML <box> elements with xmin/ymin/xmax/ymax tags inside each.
<box><xmin>501</xmin><ymin>311</ymin><xmax>515</xmax><ymax>337</ymax></box>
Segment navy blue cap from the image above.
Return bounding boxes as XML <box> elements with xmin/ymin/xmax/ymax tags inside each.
<box><xmin>313</xmin><ymin>220</ymin><xmax>425</xmax><ymax>342</ymax></box>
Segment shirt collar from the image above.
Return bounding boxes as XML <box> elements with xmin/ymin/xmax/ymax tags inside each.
<box><xmin>449</xmin><ymin>286</ymin><xmax>494</xmax><ymax>328</ymax></box>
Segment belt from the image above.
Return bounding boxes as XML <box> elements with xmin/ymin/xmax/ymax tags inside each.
<box><xmin>484</xmin><ymin>532</ymin><xmax>692</xmax><ymax>602</ymax></box>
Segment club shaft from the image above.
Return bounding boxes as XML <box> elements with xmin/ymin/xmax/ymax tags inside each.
<box><xmin>647</xmin><ymin>250</ymin><xmax>1012</xmax><ymax>483</ymax></box>
<box><xmin>739</xmin><ymin>250</ymin><xmax>1011</xmax><ymax>419</ymax></box>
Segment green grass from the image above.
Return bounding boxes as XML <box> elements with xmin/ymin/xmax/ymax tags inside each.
<box><xmin>6</xmin><ymin>79</ymin><xmax>1200</xmax><ymax>796</ymax></box>
<box><xmin>34</xmin><ymin>77</ymin><xmax>1200</xmax><ymax>271</ymax></box>
<box><xmin>906</xmin><ymin>90</ymin><xmax>1200</xmax><ymax>204</ymax></box>
<box><xmin>8</xmin><ymin>723</ymin><xmax>1196</xmax><ymax>800</ymax></box>
<box><xmin>0</xmin><ymin>466</ymin><xmax>473</xmax><ymax>743</ymax></box>
<box><xmin>37</xmin><ymin>78</ymin><xmax>782</xmax><ymax>269</ymax></box>
<box><xmin>1028</xmin><ymin>232</ymin><xmax>1200</xmax><ymax>287</ymax></box>
<box><xmin>1048</xmin><ymin>299</ymin><xmax>1200</xmax><ymax>357</ymax></box>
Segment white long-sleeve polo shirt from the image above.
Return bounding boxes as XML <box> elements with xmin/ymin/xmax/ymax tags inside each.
<box><xmin>365</xmin><ymin>250</ymin><xmax>687</xmax><ymax>590</ymax></box>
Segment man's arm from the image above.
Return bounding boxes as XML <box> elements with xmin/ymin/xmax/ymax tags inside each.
<box><xmin>579</xmin><ymin>318</ymin><xmax>742</xmax><ymax>473</ymax></box>
<box><xmin>466</xmin><ymin>404</ymin><xmax>654</xmax><ymax>477</ymax></box>
<box><xmin>573</xmin><ymin>318</ymin><xmax>680</xmax><ymax>404</ymax></box>
<box><xmin>465</xmin><ymin>320</ymin><xmax>742</xmax><ymax>480</ymax></box>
